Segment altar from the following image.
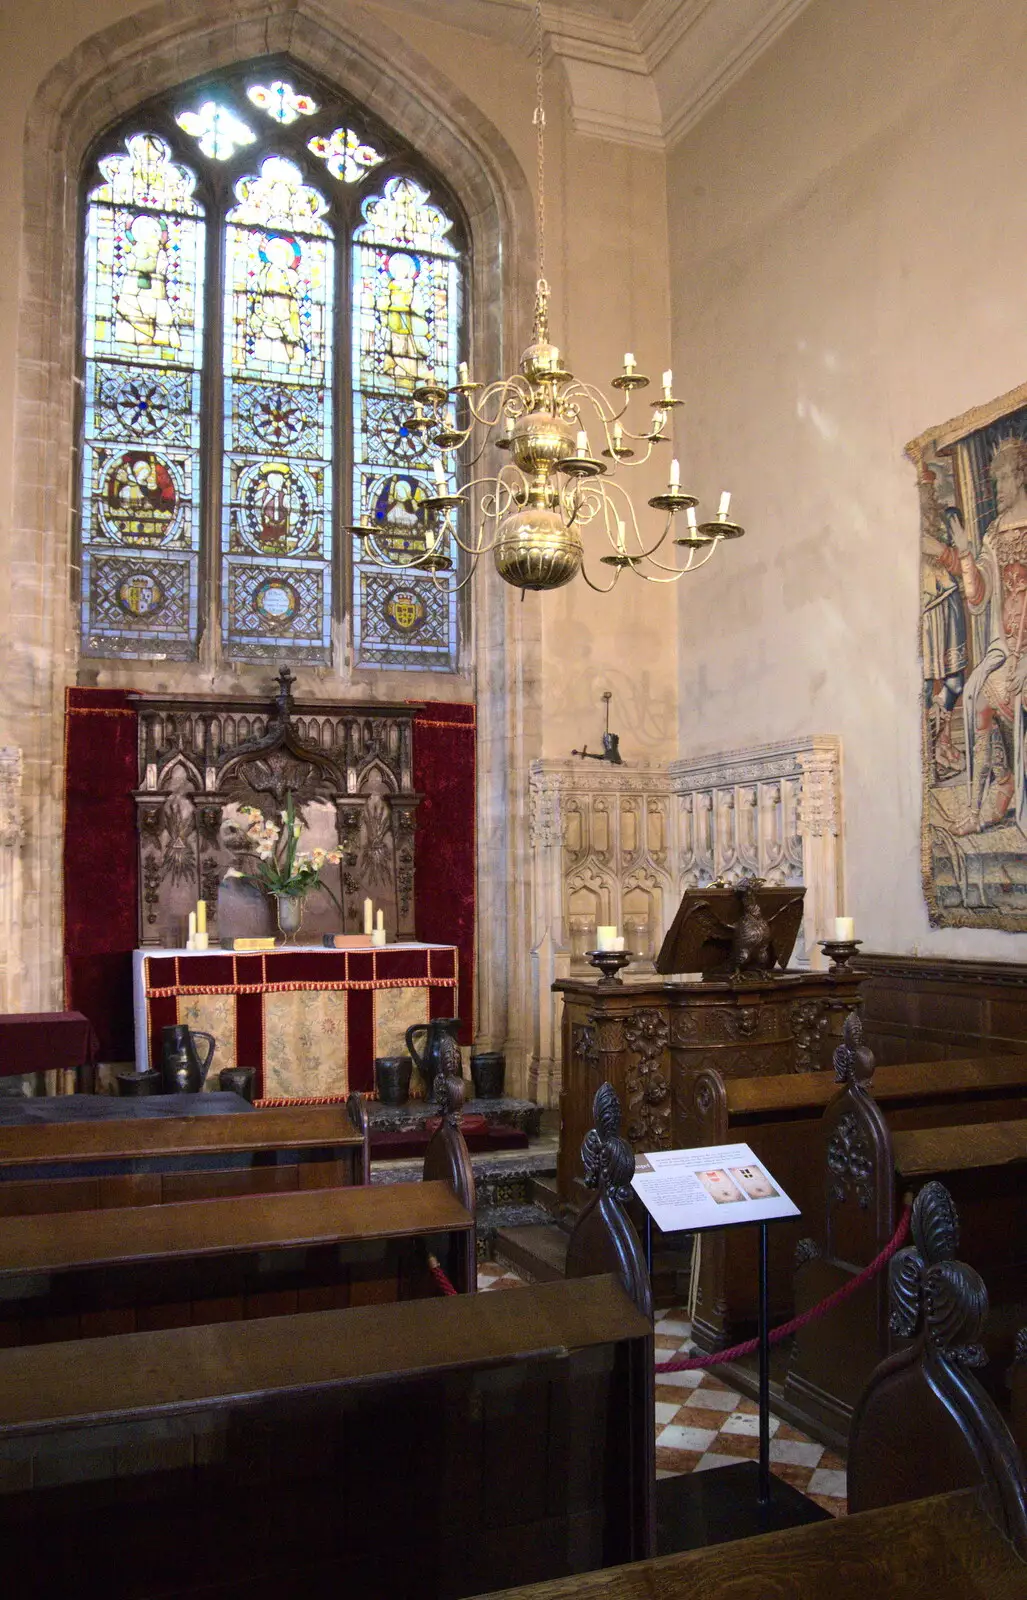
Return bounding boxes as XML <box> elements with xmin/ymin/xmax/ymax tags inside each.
<box><xmin>133</xmin><ymin>943</ymin><xmax>459</xmax><ymax>1103</ymax></box>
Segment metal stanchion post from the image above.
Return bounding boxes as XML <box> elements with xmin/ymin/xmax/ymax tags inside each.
<box><xmin>758</xmin><ymin>1219</ymin><xmax>771</xmax><ymax>1505</ymax></box>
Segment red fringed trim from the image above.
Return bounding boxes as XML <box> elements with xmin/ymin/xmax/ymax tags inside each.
<box><xmin>145</xmin><ymin>977</ymin><xmax>457</xmax><ymax>998</ymax></box>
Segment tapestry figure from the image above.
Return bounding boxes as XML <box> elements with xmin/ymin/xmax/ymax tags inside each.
<box><xmin>909</xmin><ymin>383</ymin><xmax>1027</xmax><ymax>929</ymax></box>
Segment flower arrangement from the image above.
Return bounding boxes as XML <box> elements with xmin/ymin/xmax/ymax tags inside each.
<box><xmin>224</xmin><ymin>792</ymin><xmax>343</xmax><ymax>910</ymax></box>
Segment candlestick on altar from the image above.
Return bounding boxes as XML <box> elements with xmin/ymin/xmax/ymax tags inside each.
<box><xmin>187</xmin><ymin>910</ymin><xmax>196</xmax><ymax>951</ymax></box>
<box><xmin>363</xmin><ymin>898</ymin><xmax>373</xmax><ymax>936</ymax></box>
<box><xmin>196</xmin><ymin>900</ymin><xmax>206</xmax><ymax>935</ymax></box>
<box><xmin>376</xmin><ymin>908</ymin><xmax>385</xmax><ymax>933</ymax></box>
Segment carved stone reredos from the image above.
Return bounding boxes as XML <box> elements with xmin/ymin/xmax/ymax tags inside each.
<box><xmin>131</xmin><ymin>673</ymin><xmax>421</xmax><ymax>947</ymax></box>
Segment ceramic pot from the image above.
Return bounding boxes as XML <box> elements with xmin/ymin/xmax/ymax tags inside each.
<box><xmin>115</xmin><ymin>1069</ymin><xmax>162</xmax><ymax>1097</ymax></box>
<box><xmin>161</xmin><ymin>1024</ymin><xmax>216</xmax><ymax>1094</ymax></box>
<box><xmin>218</xmin><ymin>1066</ymin><xmax>256</xmax><ymax>1104</ymax></box>
<box><xmin>404</xmin><ymin>1017</ymin><xmax>462</xmax><ymax>1098</ymax></box>
<box><xmin>470</xmin><ymin>1052</ymin><xmax>506</xmax><ymax>1100</ymax></box>
<box><xmin>274</xmin><ymin>892</ymin><xmax>305</xmax><ymax>944</ymax></box>
<box><xmin>375</xmin><ymin>1055</ymin><xmax>412</xmax><ymax>1106</ymax></box>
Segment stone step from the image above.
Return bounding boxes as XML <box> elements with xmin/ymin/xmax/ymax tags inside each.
<box><xmin>493</xmin><ymin>1222</ymin><xmax>569</xmax><ymax>1283</ymax></box>
<box><xmin>527</xmin><ymin>1174</ymin><xmax>570</xmax><ymax>1224</ymax></box>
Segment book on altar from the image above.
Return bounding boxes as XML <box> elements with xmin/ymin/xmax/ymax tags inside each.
<box><xmin>323</xmin><ymin>934</ymin><xmax>374</xmax><ymax>949</ymax></box>
<box><xmin>225</xmin><ymin>937</ymin><xmax>277</xmax><ymax>951</ymax></box>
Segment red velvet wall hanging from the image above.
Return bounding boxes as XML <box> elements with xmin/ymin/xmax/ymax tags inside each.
<box><xmin>63</xmin><ymin>690</ymin><xmax>476</xmax><ymax>1060</ymax></box>
<box><xmin>411</xmin><ymin>702</ymin><xmax>476</xmax><ymax>1044</ymax></box>
<box><xmin>63</xmin><ymin>688</ymin><xmax>139</xmax><ymax>1059</ymax></box>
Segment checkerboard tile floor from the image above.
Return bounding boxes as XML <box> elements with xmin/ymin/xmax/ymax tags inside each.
<box><xmin>476</xmin><ymin>1267</ymin><xmax>848</xmax><ymax>1517</ymax></box>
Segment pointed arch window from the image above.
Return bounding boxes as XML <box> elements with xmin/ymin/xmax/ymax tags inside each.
<box><xmin>78</xmin><ymin>62</ymin><xmax>466</xmax><ymax>672</ymax></box>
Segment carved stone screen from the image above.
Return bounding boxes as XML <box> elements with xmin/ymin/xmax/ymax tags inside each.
<box><xmin>134</xmin><ymin>672</ymin><xmax>419</xmax><ymax>947</ymax></box>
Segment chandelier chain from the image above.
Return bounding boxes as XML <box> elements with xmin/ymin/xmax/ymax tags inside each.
<box><xmin>533</xmin><ymin>0</ymin><xmax>547</xmax><ymax>292</ymax></box>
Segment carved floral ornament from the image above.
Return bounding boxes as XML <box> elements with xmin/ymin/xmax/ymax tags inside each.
<box><xmin>623</xmin><ymin>1007</ymin><xmax>671</xmax><ymax>1150</ymax></box>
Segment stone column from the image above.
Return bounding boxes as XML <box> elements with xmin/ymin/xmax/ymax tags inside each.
<box><xmin>0</xmin><ymin>748</ymin><xmax>23</xmax><ymax>1011</ymax></box>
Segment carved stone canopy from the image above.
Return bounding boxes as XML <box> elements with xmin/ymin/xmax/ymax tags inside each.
<box><xmin>133</xmin><ymin>671</ymin><xmax>422</xmax><ymax>947</ymax></box>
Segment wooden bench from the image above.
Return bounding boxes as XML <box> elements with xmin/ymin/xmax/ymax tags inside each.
<box><xmin>0</xmin><ymin>1275</ymin><xmax>652</xmax><ymax>1599</ymax></box>
<box><xmin>783</xmin><ymin>1019</ymin><xmax>1027</xmax><ymax>1445</ymax></box>
<box><xmin>471</xmin><ymin>1489</ymin><xmax>1027</xmax><ymax>1599</ymax></box>
<box><xmin>477</xmin><ymin>1182</ymin><xmax>1027</xmax><ymax>1600</ymax></box>
<box><xmin>0</xmin><ymin>1180</ymin><xmax>475</xmax><ymax>1345</ymax></box>
<box><xmin>0</xmin><ymin>1097</ymin><xmax>370</xmax><ymax>1215</ymax></box>
<box><xmin>689</xmin><ymin>1044</ymin><xmax>1027</xmax><ymax>1349</ymax></box>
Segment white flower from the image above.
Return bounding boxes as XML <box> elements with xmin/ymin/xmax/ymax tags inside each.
<box><xmin>223</xmin><ymin>868</ymin><xmax>243</xmax><ymax>879</ymax></box>
<box><xmin>279</xmin><ymin>810</ymin><xmax>289</xmax><ymax>823</ymax></box>
<box><xmin>257</xmin><ymin>847</ymin><xmax>274</xmax><ymax>861</ymax></box>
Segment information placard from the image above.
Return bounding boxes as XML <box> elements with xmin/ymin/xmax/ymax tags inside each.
<box><xmin>630</xmin><ymin>1143</ymin><xmax>799</xmax><ymax>1233</ymax></box>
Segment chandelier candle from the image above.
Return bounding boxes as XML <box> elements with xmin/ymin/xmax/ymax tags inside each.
<box><xmin>623</xmin><ymin>353</ymin><xmax>636</xmax><ymax>375</ymax></box>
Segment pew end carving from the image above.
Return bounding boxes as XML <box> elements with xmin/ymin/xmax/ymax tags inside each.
<box><xmin>849</xmin><ymin>1181</ymin><xmax>1027</xmax><ymax>1557</ymax></box>
<box><xmin>422</xmin><ymin>1072</ymin><xmax>477</xmax><ymax>1292</ymax></box>
<box><xmin>565</xmin><ymin>1081</ymin><xmax>653</xmax><ymax>1322</ymax></box>
<box><xmin>346</xmin><ymin>1091</ymin><xmax>371</xmax><ymax>1185</ymax></box>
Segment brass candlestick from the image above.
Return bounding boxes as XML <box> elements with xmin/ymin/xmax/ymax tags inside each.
<box><xmin>819</xmin><ymin>938</ymin><xmax>862</xmax><ymax>973</ymax></box>
<box><xmin>587</xmin><ymin>949</ymin><xmax>633</xmax><ymax>984</ymax></box>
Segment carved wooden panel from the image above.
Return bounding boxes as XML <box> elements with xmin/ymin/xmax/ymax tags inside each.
<box><xmin>133</xmin><ymin>670</ymin><xmax>420</xmax><ymax>947</ymax></box>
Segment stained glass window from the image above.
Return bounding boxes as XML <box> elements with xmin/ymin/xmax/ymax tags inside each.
<box><xmin>81</xmin><ymin>133</ymin><xmax>205</xmax><ymax>658</ymax></box>
<box><xmin>223</xmin><ymin>156</ymin><xmax>334</xmax><ymax>662</ymax></box>
<box><xmin>79</xmin><ymin>65</ymin><xmax>466</xmax><ymax>674</ymax></box>
<box><xmin>352</xmin><ymin>178</ymin><xmax>461</xmax><ymax>669</ymax></box>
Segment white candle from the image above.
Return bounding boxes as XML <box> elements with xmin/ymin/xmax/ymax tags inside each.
<box><xmin>615</xmin><ymin>519</ymin><xmax>626</xmax><ymax>554</ymax></box>
<box><xmin>576</xmin><ymin>429</ymin><xmax>589</xmax><ymax>455</ymax></box>
<box><xmin>719</xmin><ymin>490</ymin><xmax>732</xmax><ymax>519</ymax></box>
<box><xmin>194</xmin><ymin>931</ymin><xmax>208</xmax><ymax>952</ymax></box>
<box><xmin>623</xmin><ymin>352</ymin><xmax>635</xmax><ymax>373</ymax></box>
<box><xmin>504</xmin><ymin>416</ymin><xmax>514</xmax><ymax>436</ymax></box>
<box><xmin>550</xmin><ymin>348</ymin><xmax>560</xmax><ymax>367</ymax></box>
<box><xmin>458</xmin><ymin>361</ymin><xmax>469</xmax><ymax>385</ymax></box>
<box><xmin>363</xmin><ymin>897</ymin><xmax>373</xmax><ymax>936</ymax></box>
<box><xmin>376</xmin><ymin>907</ymin><xmax>384</xmax><ymax>932</ymax></box>
<box><xmin>196</xmin><ymin>900</ymin><xmax>206</xmax><ymax>935</ymax></box>
<box><xmin>662</xmin><ymin>369</ymin><xmax>673</xmax><ymax>398</ymax></box>
<box><xmin>834</xmin><ymin>916</ymin><xmax>855</xmax><ymax>941</ymax></box>
<box><xmin>612</xmin><ymin>422</ymin><xmax>623</xmax><ymax>448</ymax></box>
<box><xmin>188</xmin><ymin>910</ymin><xmax>196</xmax><ymax>947</ymax></box>
<box><xmin>669</xmin><ymin>458</ymin><xmax>681</xmax><ymax>490</ymax></box>
<box><xmin>686</xmin><ymin>506</ymin><xmax>698</xmax><ymax>529</ymax></box>
<box><xmin>612</xmin><ymin>936</ymin><xmax>625</xmax><ymax>951</ymax></box>
<box><xmin>596</xmin><ymin>925</ymin><xmax>617</xmax><ymax>951</ymax></box>
<box><xmin>433</xmin><ymin>456</ymin><xmax>447</xmax><ymax>487</ymax></box>
<box><xmin>371</xmin><ymin>926</ymin><xmax>387</xmax><ymax>948</ymax></box>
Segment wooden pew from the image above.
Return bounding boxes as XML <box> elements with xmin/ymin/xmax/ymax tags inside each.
<box><xmin>470</xmin><ymin>1490</ymin><xmax>1026</xmax><ymax>1599</ymax></box>
<box><xmin>0</xmin><ymin>1075</ymin><xmax>478</xmax><ymax>1345</ymax></box>
<box><xmin>0</xmin><ymin>1289</ymin><xmax>651</xmax><ymax>1598</ymax></box>
<box><xmin>784</xmin><ymin>1019</ymin><xmax>1027</xmax><ymax>1446</ymax></box>
<box><xmin>0</xmin><ymin>1096</ymin><xmax>370</xmax><ymax>1215</ymax></box>
<box><xmin>689</xmin><ymin>1035</ymin><xmax>1027</xmax><ymax>1350</ymax></box>
<box><xmin>848</xmin><ymin>1179</ymin><xmax>1027</xmax><ymax>1554</ymax></box>
<box><xmin>475</xmin><ymin>1182</ymin><xmax>1027</xmax><ymax>1600</ymax></box>
<box><xmin>0</xmin><ymin>1180</ymin><xmax>476</xmax><ymax>1344</ymax></box>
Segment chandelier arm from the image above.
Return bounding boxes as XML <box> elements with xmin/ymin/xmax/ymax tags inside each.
<box><xmin>577</xmin><ymin>561</ymin><xmax>623</xmax><ymax>594</ymax></box>
<box><xmin>464</xmin><ymin>377</ymin><xmax>531</xmax><ymax>428</ymax></box>
<box><xmin>637</xmin><ymin>536</ymin><xmax>724</xmax><ymax>578</ymax></box>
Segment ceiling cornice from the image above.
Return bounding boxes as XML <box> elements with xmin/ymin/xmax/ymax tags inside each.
<box><xmin>370</xmin><ymin>0</ymin><xmax>817</xmax><ymax>151</ymax></box>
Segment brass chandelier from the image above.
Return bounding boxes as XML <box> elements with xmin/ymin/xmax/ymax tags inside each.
<box><xmin>350</xmin><ymin>0</ymin><xmax>744</xmax><ymax>594</ymax></box>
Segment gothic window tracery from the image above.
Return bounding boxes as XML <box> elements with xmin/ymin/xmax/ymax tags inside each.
<box><xmin>79</xmin><ymin>60</ymin><xmax>466</xmax><ymax>672</ymax></box>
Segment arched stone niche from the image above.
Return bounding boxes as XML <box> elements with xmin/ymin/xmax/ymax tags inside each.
<box><xmin>12</xmin><ymin>0</ymin><xmax>540</xmax><ymax>1089</ymax></box>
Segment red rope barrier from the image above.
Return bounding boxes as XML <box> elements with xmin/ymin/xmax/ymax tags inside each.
<box><xmin>655</xmin><ymin>1203</ymin><xmax>912</xmax><ymax>1373</ymax></box>
<box><xmin>427</xmin><ymin>1252</ymin><xmax>459</xmax><ymax>1296</ymax></box>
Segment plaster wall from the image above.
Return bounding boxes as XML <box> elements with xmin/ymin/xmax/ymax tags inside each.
<box><xmin>667</xmin><ymin>0</ymin><xmax>1027</xmax><ymax>960</ymax></box>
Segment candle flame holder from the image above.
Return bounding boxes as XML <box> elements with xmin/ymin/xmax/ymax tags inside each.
<box><xmin>587</xmin><ymin>948</ymin><xmax>633</xmax><ymax>984</ymax></box>
<box><xmin>819</xmin><ymin>938</ymin><xmax>862</xmax><ymax>973</ymax></box>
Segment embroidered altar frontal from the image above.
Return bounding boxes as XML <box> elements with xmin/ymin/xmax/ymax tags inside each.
<box><xmin>133</xmin><ymin>945</ymin><xmax>458</xmax><ymax>1101</ymax></box>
